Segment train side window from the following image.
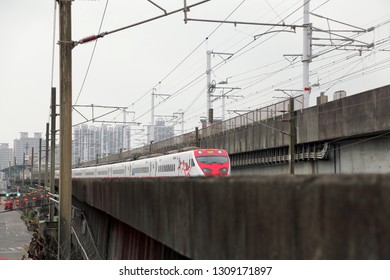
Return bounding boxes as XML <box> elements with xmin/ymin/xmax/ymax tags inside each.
<box><xmin>190</xmin><ymin>159</ymin><xmax>195</xmax><ymax>167</ymax></box>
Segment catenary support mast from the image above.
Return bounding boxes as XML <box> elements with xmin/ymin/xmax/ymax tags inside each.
<box><xmin>302</xmin><ymin>0</ymin><xmax>312</xmax><ymax>108</ymax></box>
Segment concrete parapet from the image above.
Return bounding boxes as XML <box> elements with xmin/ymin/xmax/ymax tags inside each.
<box><xmin>72</xmin><ymin>174</ymin><xmax>390</xmax><ymax>259</ymax></box>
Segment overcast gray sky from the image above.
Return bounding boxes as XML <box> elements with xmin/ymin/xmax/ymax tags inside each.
<box><xmin>1</xmin><ymin>0</ymin><xmax>389</xmax><ymax>148</ymax></box>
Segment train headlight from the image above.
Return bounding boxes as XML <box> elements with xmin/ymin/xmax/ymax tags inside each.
<box><xmin>202</xmin><ymin>168</ymin><xmax>212</xmax><ymax>174</ymax></box>
<box><xmin>219</xmin><ymin>168</ymin><xmax>228</xmax><ymax>173</ymax></box>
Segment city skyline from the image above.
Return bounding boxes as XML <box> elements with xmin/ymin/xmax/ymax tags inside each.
<box><xmin>0</xmin><ymin>119</ymin><xmax>175</xmax><ymax>174</ymax></box>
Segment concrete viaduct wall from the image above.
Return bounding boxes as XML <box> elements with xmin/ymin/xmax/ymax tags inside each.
<box><xmin>72</xmin><ymin>174</ymin><xmax>390</xmax><ymax>259</ymax></box>
<box><xmin>204</xmin><ymin>84</ymin><xmax>390</xmax><ymax>153</ymax></box>
<box><xmin>233</xmin><ymin>134</ymin><xmax>390</xmax><ymax>175</ymax></box>
<box><xmin>78</xmin><ymin>84</ymin><xmax>390</xmax><ymax>176</ymax></box>
<box><xmin>203</xmin><ymin>85</ymin><xmax>390</xmax><ymax>174</ymax></box>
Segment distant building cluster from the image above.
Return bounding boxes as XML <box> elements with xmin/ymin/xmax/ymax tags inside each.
<box><xmin>0</xmin><ymin>132</ymin><xmax>46</xmax><ymax>184</ymax></box>
<box><xmin>0</xmin><ymin>120</ymin><xmax>176</xmax><ymax>184</ymax></box>
<box><xmin>147</xmin><ymin>118</ymin><xmax>175</xmax><ymax>143</ymax></box>
<box><xmin>74</xmin><ymin>119</ymin><xmax>174</xmax><ymax>164</ymax></box>
<box><xmin>72</xmin><ymin>124</ymin><xmax>131</xmax><ymax>164</ymax></box>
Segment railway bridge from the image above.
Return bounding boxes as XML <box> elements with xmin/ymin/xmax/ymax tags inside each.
<box><xmin>80</xmin><ymin>84</ymin><xmax>390</xmax><ymax>175</ymax></box>
<box><xmin>46</xmin><ymin>84</ymin><xmax>390</xmax><ymax>259</ymax></box>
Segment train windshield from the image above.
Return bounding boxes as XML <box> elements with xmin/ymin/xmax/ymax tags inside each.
<box><xmin>196</xmin><ymin>155</ymin><xmax>229</xmax><ymax>164</ymax></box>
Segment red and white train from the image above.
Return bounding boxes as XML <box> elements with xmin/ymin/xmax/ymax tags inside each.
<box><xmin>71</xmin><ymin>148</ymin><xmax>231</xmax><ymax>179</ymax></box>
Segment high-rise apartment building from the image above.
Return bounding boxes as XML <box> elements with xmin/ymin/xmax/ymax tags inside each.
<box><xmin>147</xmin><ymin>118</ymin><xmax>174</xmax><ymax>143</ymax></box>
<box><xmin>73</xmin><ymin>124</ymin><xmax>131</xmax><ymax>164</ymax></box>
<box><xmin>0</xmin><ymin>143</ymin><xmax>13</xmax><ymax>181</ymax></box>
<box><xmin>13</xmin><ymin>132</ymin><xmax>42</xmax><ymax>165</ymax></box>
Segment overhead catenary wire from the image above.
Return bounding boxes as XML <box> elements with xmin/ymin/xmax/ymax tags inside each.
<box><xmin>81</xmin><ymin>0</ymin><xmax>316</xmax><ymax>130</ymax></box>
<box><xmin>74</xmin><ymin>0</ymin><xmax>110</xmax><ymax>105</ymax></box>
<box><xmin>74</xmin><ymin>0</ymin><xmax>211</xmax><ymax>46</ymax></box>
<box><xmin>216</xmin><ymin>16</ymin><xmax>390</xmax><ymax>111</ymax></box>
<box><xmin>180</xmin><ymin>10</ymin><xmax>390</xmax><ymax>136</ymax></box>
<box><xmin>72</xmin><ymin>1</ymin><xmax>213</xmax><ymax>127</ymax></box>
<box><xmin>210</xmin><ymin>37</ymin><xmax>389</xmax><ymax>116</ymax></box>
<box><xmin>165</xmin><ymin>0</ymin><xmax>386</xmax><ymax>131</ymax></box>
<box><xmin>109</xmin><ymin>0</ymin><xmax>248</xmax><ymax>123</ymax></box>
<box><xmin>70</xmin><ymin>1</ymin><xmax>390</xmax><ymax>147</ymax></box>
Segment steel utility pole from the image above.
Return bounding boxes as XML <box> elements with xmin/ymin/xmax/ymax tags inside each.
<box><xmin>206</xmin><ymin>51</ymin><xmax>235</xmax><ymax>124</ymax></box>
<box><xmin>288</xmin><ymin>97</ymin><xmax>297</xmax><ymax>174</ymax></box>
<box><xmin>45</xmin><ymin>123</ymin><xmax>49</xmax><ymax>188</ymax></box>
<box><xmin>13</xmin><ymin>157</ymin><xmax>16</xmax><ymax>188</ymax></box>
<box><xmin>22</xmin><ymin>152</ymin><xmax>25</xmax><ymax>190</ymax></box>
<box><xmin>302</xmin><ymin>0</ymin><xmax>312</xmax><ymax>108</ymax></box>
<box><xmin>122</xmin><ymin>108</ymin><xmax>126</xmax><ymax>150</ymax></box>
<box><xmin>150</xmin><ymin>90</ymin><xmax>170</xmax><ymax>143</ymax></box>
<box><xmin>30</xmin><ymin>147</ymin><xmax>34</xmax><ymax>188</ymax></box>
<box><xmin>58</xmin><ymin>0</ymin><xmax>72</xmax><ymax>260</ymax></box>
<box><xmin>174</xmin><ymin>110</ymin><xmax>184</xmax><ymax>135</ymax></box>
<box><xmin>148</xmin><ymin>88</ymin><xmax>156</xmax><ymax>143</ymax></box>
<box><xmin>206</xmin><ymin>50</ymin><xmax>212</xmax><ymax>125</ymax></box>
<box><xmin>38</xmin><ymin>139</ymin><xmax>42</xmax><ymax>186</ymax></box>
<box><xmin>50</xmin><ymin>87</ymin><xmax>56</xmax><ymax>222</ymax></box>
<box><xmin>151</xmin><ymin>88</ymin><xmax>156</xmax><ymax>143</ymax></box>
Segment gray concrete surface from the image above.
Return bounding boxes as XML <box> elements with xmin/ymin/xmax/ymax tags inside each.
<box><xmin>72</xmin><ymin>174</ymin><xmax>390</xmax><ymax>259</ymax></box>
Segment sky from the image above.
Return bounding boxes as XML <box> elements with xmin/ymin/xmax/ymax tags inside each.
<box><xmin>0</xmin><ymin>0</ymin><xmax>389</xmax><ymax>148</ymax></box>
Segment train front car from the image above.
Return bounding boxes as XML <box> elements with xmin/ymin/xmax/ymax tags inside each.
<box><xmin>193</xmin><ymin>149</ymin><xmax>231</xmax><ymax>176</ymax></box>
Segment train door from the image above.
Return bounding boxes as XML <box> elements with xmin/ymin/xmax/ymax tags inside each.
<box><xmin>152</xmin><ymin>160</ymin><xmax>157</xmax><ymax>177</ymax></box>
<box><xmin>127</xmin><ymin>164</ymin><xmax>131</xmax><ymax>178</ymax></box>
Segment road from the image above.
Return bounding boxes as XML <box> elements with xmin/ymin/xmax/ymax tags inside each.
<box><xmin>0</xmin><ymin>203</ymin><xmax>32</xmax><ymax>260</ymax></box>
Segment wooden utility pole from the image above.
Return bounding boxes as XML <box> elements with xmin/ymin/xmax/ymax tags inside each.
<box><xmin>50</xmin><ymin>87</ymin><xmax>56</xmax><ymax>223</ymax></box>
<box><xmin>59</xmin><ymin>0</ymin><xmax>72</xmax><ymax>260</ymax></box>
<box><xmin>288</xmin><ymin>97</ymin><xmax>297</xmax><ymax>174</ymax></box>
<box><xmin>38</xmin><ymin>139</ymin><xmax>42</xmax><ymax>186</ymax></box>
<box><xmin>13</xmin><ymin>157</ymin><xmax>16</xmax><ymax>187</ymax></box>
<box><xmin>30</xmin><ymin>147</ymin><xmax>34</xmax><ymax>188</ymax></box>
<box><xmin>22</xmin><ymin>153</ymin><xmax>25</xmax><ymax>189</ymax></box>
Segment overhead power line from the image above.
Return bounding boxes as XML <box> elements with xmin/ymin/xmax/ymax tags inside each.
<box><xmin>74</xmin><ymin>0</ymin><xmax>110</xmax><ymax>105</ymax></box>
<box><xmin>73</xmin><ymin>0</ymin><xmax>210</xmax><ymax>46</ymax></box>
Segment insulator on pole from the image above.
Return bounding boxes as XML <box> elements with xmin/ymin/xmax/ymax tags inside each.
<box><xmin>77</xmin><ymin>32</ymin><xmax>108</xmax><ymax>45</ymax></box>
